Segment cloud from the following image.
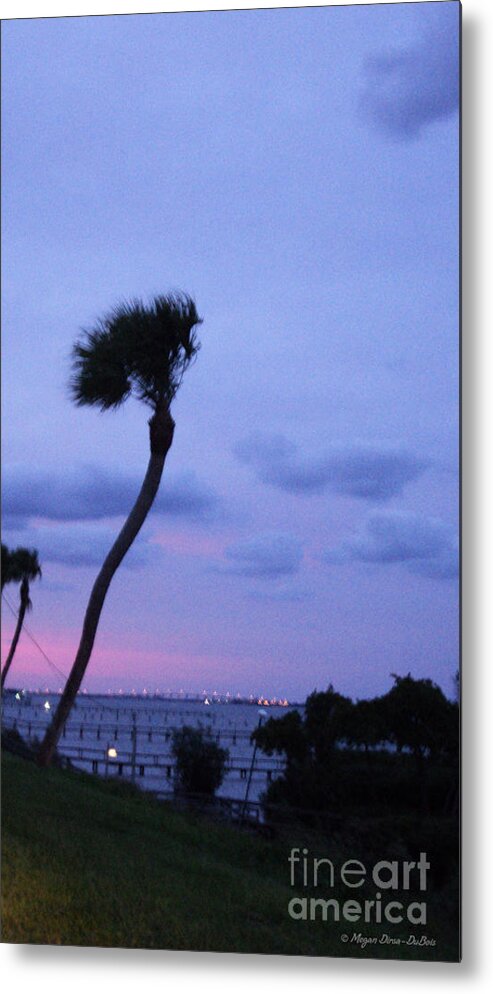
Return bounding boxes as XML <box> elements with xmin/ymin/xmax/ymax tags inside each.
<box><xmin>360</xmin><ymin>12</ymin><xmax>459</xmax><ymax>139</ymax></box>
<box><xmin>322</xmin><ymin>511</ymin><xmax>458</xmax><ymax>580</ymax></box>
<box><xmin>2</xmin><ymin>522</ymin><xmax>154</xmax><ymax>571</ymax></box>
<box><xmin>219</xmin><ymin>533</ymin><xmax>303</xmax><ymax>579</ymax></box>
<box><xmin>3</xmin><ymin>465</ymin><xmax>219</xmax><ymax>526</ymax></box>
<box><xmin>234</xmin><ymin>433</ymin><xmax>425</xmax><ymax>501</ymax></box>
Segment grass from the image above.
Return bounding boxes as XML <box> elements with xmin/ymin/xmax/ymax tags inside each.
<box><xmin>1</xmin><ymin>752</ymin><xmax>459</xmax><ymax>959</ymax></box>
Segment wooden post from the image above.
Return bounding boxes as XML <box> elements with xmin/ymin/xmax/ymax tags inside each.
<box><xmin>240</xmin><ymin>710</ymin><xmax>266</xmax><ymax>826</ymax></box>
<box><xmin>130</xmin><ymin>711</ymin><xmax>137</xmax><ymax>784</ymax></box>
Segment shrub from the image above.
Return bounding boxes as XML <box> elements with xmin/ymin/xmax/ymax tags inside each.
<box><xmin>171</xmin><ymin>726</ymin><xmax>228</xmax><ymax>797</ymax></box>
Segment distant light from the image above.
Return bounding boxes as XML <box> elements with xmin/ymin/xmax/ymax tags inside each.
<box><xmin>204</xmin><ymin>698</ymin><xmax>210</xmax><ymax>706</ymax></box>
<box><xmin>107</xmin><ymin>747</ymin><xmax>118</xmax><ymax>758</ymax></box>
<box><xmin>15</xmin><ymin>692</ymin><xmax>21</xmax><ymax>701</ymax></box>
<box><xmin>44</xmin><ymin>701</ymin><xmax>51</xmax><ymax>711</ymax></box>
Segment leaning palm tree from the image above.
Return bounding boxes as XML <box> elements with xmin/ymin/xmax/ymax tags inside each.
<box><xmin>38</xmin><ymin>293</ymin><xmax>202</xmax><ymax>766</ymax></box>
<box><xmin>1</xmin><ymin>547</ymin><xmax>42</xmax><ymax>690</ymax></box>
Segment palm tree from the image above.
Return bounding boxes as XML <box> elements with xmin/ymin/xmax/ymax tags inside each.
<box><xmin>1</xmin><ymin>547</ymin><xmax>42</xmax><ymax>690</ymax></box>
<box><xmin>38</xmin><ymin>293</ymin><xmax>202</xmax><ymax>766</ymax></box>
<box><xmin>2</xmin><ymin>544</ymin><xmax>19</xmax><ymax>590</ymax></box>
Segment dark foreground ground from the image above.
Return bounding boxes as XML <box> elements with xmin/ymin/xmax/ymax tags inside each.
<box><xmin>1</xmin><ymin>752</ymin><xmax>459</xmax><ymax>960</ymax></box>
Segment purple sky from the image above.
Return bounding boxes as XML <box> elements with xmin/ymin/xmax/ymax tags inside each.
<box><xmin>2</xmin><ymin>2</ymin><xmax>459</xmax><ymax>701</ymax></box>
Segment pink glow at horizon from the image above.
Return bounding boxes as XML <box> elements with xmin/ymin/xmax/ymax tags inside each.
<box><xmin>1</xmin><ymin>616</ymin><xmax>280</xmax><ymax>697</ymax></box>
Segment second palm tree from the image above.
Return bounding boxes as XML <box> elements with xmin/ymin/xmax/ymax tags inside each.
<box><xmin>1</xmin><ymin>547</ymin><xmax>42</xmax><ymax>690</ymax></box>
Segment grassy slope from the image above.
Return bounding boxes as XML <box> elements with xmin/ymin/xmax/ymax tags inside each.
<box><xmin>1</xmin><ymin>753</ymin><xmax>457</xmax><ymax>959</ymax></box>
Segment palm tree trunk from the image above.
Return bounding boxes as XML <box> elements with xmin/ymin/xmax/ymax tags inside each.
<box><xmin>1</xmin><ymin>580</ymin><xmax>29</xmax><ymax>690</ymax></box>
<box><xmin>37</xmin><ymin>406</ymin><xmax>174</xmax><ymax>767</ymax></box>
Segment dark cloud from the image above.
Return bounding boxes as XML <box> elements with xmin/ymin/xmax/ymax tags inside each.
<box><xmin>322</xmin><ymin>511</ymin><xmax>458</xmax><ymax>580</ymax></box>
<box><xmin>408</xmin><ymin>547</ymin><xmax>459</xmax><ymax>581</ymax></box>
<box><xmin>3</xmin><ymin>465</ymin><xmax>219</xmax><ymax>526</ymax></box>
<box><xmin>2</xmin><ymin>522</ymin><xmax>154</xmax><ymax>571</ymax></box>
<box><xmin>220</xmin><ymin>533</ymin><xmax>303</xmax><ymax>579</ymax></box>
<box><xmin>360</xmin><ymin>15</ymin><xmax>459</xmax><ymax>139</ymax></box>
<box><xmin>235</xmin><ymin>433</ymin><xmax>425</xmax><ymax>501</ymax></box>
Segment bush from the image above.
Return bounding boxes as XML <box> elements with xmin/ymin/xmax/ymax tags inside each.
<box><xmin>171</xmin><ymin>726</ymin><xmax>228</xmax><ymax>797</ymax></box>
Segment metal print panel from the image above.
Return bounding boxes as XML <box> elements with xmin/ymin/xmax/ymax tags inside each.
<box><xmin>1</xmin><ymin>1</ymin><xmax>460</xmax><ymax>962</ymax></box>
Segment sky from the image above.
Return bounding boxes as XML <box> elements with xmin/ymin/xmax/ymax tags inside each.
<box><xmin>1</xmin><ymin>1</ymin><xmax>460</xmax><ymax>701</ymax></box>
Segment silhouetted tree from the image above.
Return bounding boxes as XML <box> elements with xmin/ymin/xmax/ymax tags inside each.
<box><xmin>303</xmin><ymin>685</ymin><xmax>353</xmax><ymax>762</ymax></box>
<box><xmin>344</xmin><ymin>697</ymin><xmax>387</xmax><ymax>757</ymax></box>
<box><xmin>2</xmin><ymin>544</ymin><xmax>19</xmax><ymax>590</ymax></box>
<box><xmin>1</xmin><ymin>548</ymin><xmax>42</xmax><ymax>690</ymax></box>
<box><xmin>253</xmin><ymin>687</ymin><xmax>353</xmax><ymax>813</ymax></box>
<box><xmin>172</xmin><ymin>726</ymin><xmax>228</xmax><ymax>796</ymax></box>
<box><xmin>38</xmin><ymin>294</ymin><xmax>202</xmax><ymax>766</ymax></box>
<box><xmin>380</xmin><ymin>673</ymin><xmax>456</xmax><ymax>813</ymax></box>
<box><xmin>253</xmin><ymin>709</ymin><xmax>307</xmax><ymax>764</ymax></box>
<box><xmin>381</xmin><ymin>673</ymin><xmax>453</xmax><ymax>763</ymax></box>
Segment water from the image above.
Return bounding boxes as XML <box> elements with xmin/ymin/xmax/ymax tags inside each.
<box><xmin>2</xmin><ymin>692</ymin><xmax>300</xmax><ymax>804</ymax></box>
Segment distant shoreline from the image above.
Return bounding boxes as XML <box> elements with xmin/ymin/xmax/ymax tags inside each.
<box><xmin>3</xmin><ymin>687</ymin><xmax>299</xmax><ymax>707</ymax></box>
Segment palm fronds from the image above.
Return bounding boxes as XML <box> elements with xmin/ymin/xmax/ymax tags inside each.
<box><xmin>70</xmin><ymin>293</ymin><xmax>202</xmax><ymax>411</ymax></box>
<box><xmin>2</xmin><ymin>546</ymin><xmax>42</xmax><ymax>587</ymax></box>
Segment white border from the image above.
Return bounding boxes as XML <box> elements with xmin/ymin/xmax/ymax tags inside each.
<box><xmin>0</xmin><ymin>0</ymin><xmax>479</xmax><ymax>19</ymax></box>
